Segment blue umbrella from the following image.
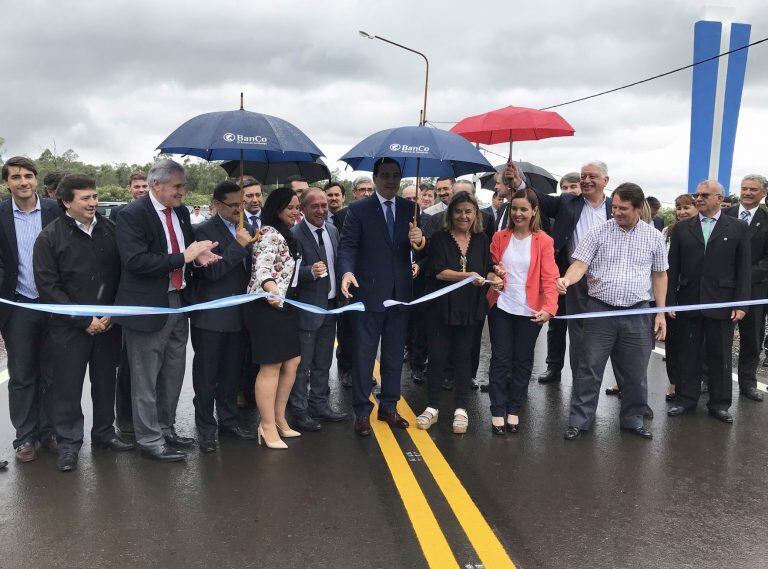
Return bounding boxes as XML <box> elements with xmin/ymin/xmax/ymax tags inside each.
<box><xmin>157</xmin><ymin>106</ymin><xmax>323</xmax><ymax>163</ymax></box>
<box><xmin>339</xmin><ymin>125</ymin><xmax>493</xmax><ymax>177</ymax></box>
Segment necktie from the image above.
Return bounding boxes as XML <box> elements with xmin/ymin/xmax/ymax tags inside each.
<box><xmin>163</xmin><ymin>208</ymin><xmax>184</xmax><ymax>290</ymax></box>
<box><xmin>250</xmin><ymin>214</ymin><xmax>260</xmax><ymax>228</ymax></box>
<box><xmin>384</xmin><ymin>200</ymin><xmax>395</xmax><ymax>241</ymax></box>
<box><xmin>740</xmin><ymin>210</ymin><xmax>751</xmax><ymax>224</ymax></box>
<box><xmin>702</xmin><ymin>217</ymin><xmax>714</xmax><ymax>246</ymax></box>
<box><xmin>315</xmin><ymin>228</ymin><xmax>327</xmax><ymax>262</ymax></box>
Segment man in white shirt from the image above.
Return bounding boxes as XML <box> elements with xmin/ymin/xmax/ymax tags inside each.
<box><xmin>424</xmin><ymin>177</ymin><xmax>454</xmax><ymax>215</ymax></box>
<box><xmin>190</xmin><ymin>206</ymin><xmax>206</xmax><ymax>225</ymax></box>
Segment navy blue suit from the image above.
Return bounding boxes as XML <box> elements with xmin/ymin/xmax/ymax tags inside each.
<box><xmin>337</xmin><ymin>194</ymin><xmax>416</xmax><ymax>416</ymax></box>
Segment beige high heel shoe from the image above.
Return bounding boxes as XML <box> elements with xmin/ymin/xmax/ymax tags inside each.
<box><xmin>257</xmin><ymin>424</ymin><xmax>288</xmax><ymax>449</ymax></box>
<box><xmin>276</xmin><ymin>424</ymin><xmax>301</xmax><ymax>438</ymax></box>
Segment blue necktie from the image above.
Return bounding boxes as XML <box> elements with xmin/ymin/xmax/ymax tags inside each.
<box><xmin>250</xmin><ymin>214</ymin><xmax>260</xmax><ymax>228</ymax></box>
<box><xmin>384</xmin><ymin>200</ymin><xmax>395</xmax><ymax>241</ymax></box>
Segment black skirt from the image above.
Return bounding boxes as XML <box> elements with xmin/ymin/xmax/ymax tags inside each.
<box><xmin>244</xmin><ymin>298</ymin><xmax>300</xmax><ymax>364</ymax></box>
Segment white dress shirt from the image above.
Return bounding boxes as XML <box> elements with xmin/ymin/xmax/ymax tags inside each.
<box><xmin>570</xmin><ymin>195</ymin><xmax>608</xmax><ymax>257</ymax></box>
<box><xmin>67</xmin><ymin>212</ymin><xmax>97</xmax><ymax>237</ymax></box>
<box><xmin>376</xmin><ymin>191</ymin><xmax>397</xmax><ymax>224</ymax></box>
<box><xmin>149</xmin><ymin>190</ymin><xmax>187</xmax><ymax>290</ymax></box>
<box><xmin>738</xmin><ymin>204</ymin><xmax>759</xmax><ymax>225</ymax></box>
<box><xmin>304</xmin><ymin>219</ymin><xmax>336</xmax><ymax>299</ymax></box>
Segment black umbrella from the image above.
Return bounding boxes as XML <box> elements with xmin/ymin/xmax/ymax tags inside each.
<box><xmin>479</xmin><ymin>161</ymin><xmax>558</xmax><ymax>194</ymax></box>
<box><xmin>220</xmin><ymin>158</ymin><xmax>331</xmax><ymax>185</ymax></box>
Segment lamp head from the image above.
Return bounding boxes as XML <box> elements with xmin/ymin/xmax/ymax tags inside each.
<box><xmin>358</xmin><ymin>30</ymin><xmax>375</xmax><ymax>39</ymax></box>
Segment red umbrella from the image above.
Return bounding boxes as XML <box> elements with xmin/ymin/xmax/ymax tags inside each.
<box><xmin>450</xmin><ymin>105</ymin><xmax>574</xmax><ymax>159</ymax></box>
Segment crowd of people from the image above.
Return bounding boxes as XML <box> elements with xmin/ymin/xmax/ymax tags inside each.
<box><xmin>0</xmin><ymin>152</ymin><xmax>766</xmax><ymax>473</ymax></box>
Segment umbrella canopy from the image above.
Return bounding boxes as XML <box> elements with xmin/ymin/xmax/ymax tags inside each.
<box><xmin>339</xmin><ymin>126</ymin><xmax>493</xmax><ymax>177</ymax></box>
<box><xmin>157</xmin><ymin>109</ymin><xmax>324</xmax><ymax>162</ymax></box>
<box><xmin>450</xmin><ymin>105</ymin><xmax>574</xmax><ymax>145</ymax></box>
<box><xmin>220</xmin><ymin>158</ymin><xmax>331</xmax><ymax>185</ymax></box>
<box><xmin>479</xmin><ymin>162</ymin><xmax>559</xmax><ymax>194</ymax></box>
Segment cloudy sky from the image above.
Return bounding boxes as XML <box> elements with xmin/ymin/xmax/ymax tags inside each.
<box><xmin>2</xmin><ymin>0</ymin><xmax>766</xmax><ymax>201</ymax></box>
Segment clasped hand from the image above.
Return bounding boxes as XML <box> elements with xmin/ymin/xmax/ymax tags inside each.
<box><xmin>184</xmin><ymin>240</ymin><xmax>221</xmax><ymax>267</ymax></box>
<box><xmin>85</xmin><ymin>316</ymin><xmax>112</xmax><ymax>336</ymax></box>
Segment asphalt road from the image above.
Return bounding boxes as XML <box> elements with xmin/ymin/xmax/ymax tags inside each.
<box><xmin>0</xmin><ymin>325</ymin><xmax>767</xmax><ymax>569</ymax></box>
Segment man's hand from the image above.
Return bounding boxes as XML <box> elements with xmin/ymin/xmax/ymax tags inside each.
<box><xmin>411</xmin><ymin>262</ymin><xmax>420</xmax><ymax>279</ymax></box>
<box><xmin>235</xmin><ymin>228</ymin><xmax>252</xmax><ymax>248</ymax></box>
<box><xmin>654</xmin><ymin>313</ymin><xmax>667</xmax><ymax>341</ymax></box>
<box><xmin>668</xmin><ymin>311</ymin><xmax>676</xmax><ymax>319</ymax></box>
<box><xmin>556</xmin><ymin>277</ymin><xmax>571</xmax><ymax>295</ymax></box>
<box><xmin>195</xmin><ymin>248</ymin><xmax>221</xmax><ymax>267</ymax></box>
<box><xmin>732</xmin><ymin>309</ymin><xmax>746</xmax><ymax>322</ymax></box>
<box><xmin>341</xmin><ymin>272</ymin><xmax>359</xmax><ymax>299</ymax></box>
<box><xmin>98</xmin><ymin>316</ymin><xmax>112</xmax><ymax>332</ymax></box>
<box><xmin>312</xmin><ymin>261</ymin><xmax>328</xmax><ymax>279</ymax></box>
<box><xmin>531</xmin><ymin>310</ymin><xmax>552</xmax><ymax>324</ymax></box>
<box><xmin>85</xmin><ymin>317</ymin><xmax>105</xmax><ymax>336</ymax></box>
<box><xmin>504</xmin><ymin>161</ymin><xmax>522</xmax><ymax>190</ymax></box>
<box><xmin>408</xmin><ymin>222</ymin><xmax>423</xmax><ymax>245</ymax></box>
<box><xmin>183</xmin><ymin>240</ymin><xmax>215</xmax><ymax>264</ymax></box>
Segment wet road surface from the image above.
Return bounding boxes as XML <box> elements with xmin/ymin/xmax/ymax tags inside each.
<box><xmin>0</xmin><ymin>325</ymin><xmax>767</xmax><ymax>569</ymax></box>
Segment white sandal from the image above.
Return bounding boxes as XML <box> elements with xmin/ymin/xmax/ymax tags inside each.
<box><xmin>452</xmin><ymin>409</ymin><xmax>468</xmax><ymax>434</ymax></box>
<box><xmin>416</xmin><ymin>408</ymin><xmax>438</xmax><ymax>430</ymax></box>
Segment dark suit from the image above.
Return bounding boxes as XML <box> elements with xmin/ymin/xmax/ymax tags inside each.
<box><xmin>108</xmin><ymin>203</ymin><xmax>127</xmax><ymax>223</ymax></box>
<box><xmin>109</xmin><ymin>200</ymin><xmax>132</xmax><ymax>431</ymax></box>
<box><xmin>329</xmin><ymin>207</ymin><xmax>348</xmax><ymax>232</ymax></box>
<box><xmin>330</xmin><ymin>206</ymin><xmax>353</xmax><ymax>377</ymax></box>
<box><xmin>289</xmin><ymin>220</ymin><xmax>340</xmax><ymax>414</ymax></box>
<box><xmin>114</xmin><ymin>194</ymin><xmax>196</xmax><ymax>451</ymax></box>
<box><xmin>725</xmin><ymin>206</ymin><xmax>768</xmax><ymax>391</ymax></box>
<box><xmin>337</xmin><ymin>194</ymin><xmax>416</xmax><ymax>416</ymax></box>
<box><xmin>0</xmin><ymin>196</ymin><xmax>60</xmax><ymax>448</ymax></box>
<box><xmin>667</xmin><ymin>214</ymin><xmax>751</xmax><ymax>411</ymax></box>
<box><xmin>406</xmin><ymin>212</ymin><xmax>432</xmax><ymax>377</ymax></box>
<box><xmin>532</xmin><ymin>189</ymin><xmax>613</xmax><ymax>374</ymax></box>
<box><xmin>189</xmin><ymin>215</ymin><xmax>252</xmax><ymax>438</ymax></box>
<box><xmin>652</xmin><ymin>216</ymin><xmax>665</xmax><ymax>232</ymax></box>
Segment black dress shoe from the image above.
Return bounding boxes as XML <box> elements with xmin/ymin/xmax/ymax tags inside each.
<box><xmin>57</xmin><ymin>451</ymin><xmax>78</xmax><ymax>472</ymax></box>
<box><xmin>219</xmin><ymin>426</ymin><xmax>257</xmax><ymax>440</ymax></box>
<box><xmin>620</xmin><ymin>425</ymin><xmax>652</xmax><ymax>439</ymax></box>
<box><xmin>199</xmin><ymin>438</ymin><xmax>218</xmax><ymax>453</ymax></box>
<box><xmin>411</xmin><ymin>369</ymin><xmax>425</xmax><ymax>384</ymax></box>
<box><xmin>564</xmin><ymin>426</ymin><xmax>582</xmax><ymax>440</ymax></box>
<box><xmin>140</xmin><ymin>446</ymin><xmax>187</xmax><ymax>462</ymax></box>
<box><xmin>294</xmin><ymin>414</ymin><xmax>322</xmax><ymax>432</ymax></box>
<box><xmin>667</xmin><ymin>405</ymin><xmax>691</xmax><ymax>417</ymax></box>
<box><xmin>740</xmin><ymin>387</ymin><xmax>764</xmax><ymax>402</ymax></box>
<box><xmin>164</xmin><ymin>431</ymin><xmax>195</xmax><ymax>448</ymax></box>
<box><xmin>491</xmin><ymin>424</ymin><xmax>506</xmax><ymax>436</ymax></box>
<box><xmin>708</xmin><ymin>409</ymin><xmax>734</xmax><ymax>423</ymax></box>
<box><xmin>94</xmin><ymin>434</ymin><xmax>135</xmax><ymax>452</ymax></box>
<box><xmin>310</xmin><ymin>407</ymin><xmax>349</xmax><ymax>422</ymax></box>
<box><xmin>354</xmin><ymin>416</ymin><xmax>372</xmax><ymax>437</ymax></box>
<box><xmin>537</xmin><ymin>369</ymin><xmax>561</xmax><ymax>384</ymax></box>
<box><xmin>40</xmin><ymin>434</ymin><xmax>59</xmax><ymax>453</ymax></box>
<box><xmin>377</xmin><ymin>408</ymin><xmax>409</xmax><ymax>429</ymax></box>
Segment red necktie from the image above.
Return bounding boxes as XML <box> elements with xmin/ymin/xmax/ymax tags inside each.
<box><xmin>163</xmin><ymin>208</ymin><xmax>184</xmax><ymax>290</ymax></box>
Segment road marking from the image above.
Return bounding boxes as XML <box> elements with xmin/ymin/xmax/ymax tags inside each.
<box><xmin>0</xmin><ymin>369</ymin><xmax>8</xmax><ymax>385</ymax></box>
<box><xmin>370</xmin><ymin>361</ymin><xmax>460</xmax><ymax>569</ymax></box>
<box><xmin>652</xmin><ymin>346</ymin><xmax>768</xmax><ymax>392</ymax></box>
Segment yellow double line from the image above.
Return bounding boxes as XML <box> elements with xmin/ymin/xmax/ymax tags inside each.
<box><xmin>370</xmin><ymin>361</ymin><xmax>516</xmax><ymax>569</ymax></box>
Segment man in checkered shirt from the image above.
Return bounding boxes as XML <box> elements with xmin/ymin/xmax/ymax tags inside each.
<box><xmin>556</xmin><ymin>183</ymin><xmax>668</xmax><ymax>441</ymax></box>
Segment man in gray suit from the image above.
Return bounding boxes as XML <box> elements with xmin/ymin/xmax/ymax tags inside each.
<box><xmin>289</xmin><ymin>188</ymin><xmax>349</xmax><ymax>431</ymax></box>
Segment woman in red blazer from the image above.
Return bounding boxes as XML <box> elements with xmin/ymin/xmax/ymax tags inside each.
<box><xmin>486</xmin><ymin>188</ymin><xmax>559</xmax><ymax>435</ymax></box>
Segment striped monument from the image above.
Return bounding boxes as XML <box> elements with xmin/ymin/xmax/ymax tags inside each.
<box><xmin>688</xmin><ymin>19</ymin><xmax>751</xmax><ymax>195</ymax></box>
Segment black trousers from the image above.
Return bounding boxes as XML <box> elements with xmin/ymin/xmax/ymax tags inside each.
<box><xmin>470</xmin><ymin>318</ymin><xmax>483</xmax><ymax>379</ymax></box>
<box><xmin>115</xmin><ymin>333</ymin><xmax>133</xmax><ymax>428</ymax></box>
<box><xmin>1</xmin><ymin>304</ymin><xmax>53</xmax><ymax>448</ymax></box>
<box><xmin>350</xmin><ymin>309</ymin><xmax>408</xmax><ymax>417</ymax></box>
<box><xmin>405</xmin><ymin>305</ymin><xmax>428</xmax><ymax>373</ymax></box>
<box><xmin>335</xmin><ymin>313</ymin><xmax>354</xmax><ymax>375</ymax></box>
<box><xmin>736</xmin><ymin>301</ymin><xmax>765</xmax><ymax>390</ymax></box>
<box><xmin>544</xmin><ymin>295</ymin><xmax>568</xmax><ymax>372</ymax></box>
<box><xmin>664</xmin><ymin>314</ymin><xmax>683</xmax><ymax>386</ymax></box>
<box><xmin>676</xmin><ymin>315</ymin><xmax>734</xmax><ymax>411</ymax></box>
<box><xmin>190</xmin><ymin>327</ymin><xmax>242</xmax><ymax>437</ymax></box>
<box><xmin>44</xmin><ymin>323</ymin><xmax>121</xmax><ymax>451</ymax></box>
<box><xmin>487</xmin><ymin>306</ymin><xmax>542</xmax><ymax>417</ymax></box>
<box><xmin>425</xmin><ymin>309</ymin><xmax>474</xmax><ymax>410</ymax></box>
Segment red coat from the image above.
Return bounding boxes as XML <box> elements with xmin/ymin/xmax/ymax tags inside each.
<box><xmin>486</xmin><ymin>229</ymin><xmax>559</xmax><ymax>316</ymax></box>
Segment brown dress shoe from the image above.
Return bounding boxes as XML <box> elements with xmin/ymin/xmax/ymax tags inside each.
<box><xmin>354</xmin><ymin>416</ymin><xmax>372</xmax><ymax>437</ymax></box>
<box><xmin>377</xmin><ymin>408</ymin><xmax>409</xmax><ymax>429</ymax></box>
<box><xmin>15</xmin><ymin>442</ymin><xmax>38</xmax><ymax>463</ymax></box>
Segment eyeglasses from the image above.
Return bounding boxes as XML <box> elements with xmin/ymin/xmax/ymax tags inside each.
<box><xmin>692</xmin><ymin>192</ymin><xmax>719</xmax><ymax>199</ymax></box>
<box><xmin>219</xmin><ymin>201</ymin><xmax>242</xmax><ymax>208</ymax></box>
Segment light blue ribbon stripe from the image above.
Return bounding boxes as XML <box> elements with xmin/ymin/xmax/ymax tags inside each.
<box><xmin>0</xmin><ymin>276</ymin><xmax>763</xmax><ymax>320</ymax></box>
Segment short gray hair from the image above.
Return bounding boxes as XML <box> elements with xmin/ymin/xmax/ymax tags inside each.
<box><xmin>560</xmin><ymin>172</ymin><xmax>581</xmax><ymax>185</ymax></box>
<box><xmin>742</xmin><ymin>174</ymin><xmax>768</xmax><ymax>191</ymax></box>
<box><xmin>582</xmin><ymin>160</ymin><xmax>608</xmax><ymax>177</ymax></box>
<box><xmin>147</xmin><ymin>159</ymin><xmax>185</xmax><ymax>190</ymax></box>
<box><xmin>453</xmin><ymin>179</ymin><xmax>475</xmax><ymax>193</ymax></box>
<box><xmin>352</xmin><ymin>175</ymin><xmax>373</xmax><ymax>190</ymax></box>
<box><xmin>698</xmin><ymin>179</ymin><xmax>725</xmax><ymax>196</ymax></box>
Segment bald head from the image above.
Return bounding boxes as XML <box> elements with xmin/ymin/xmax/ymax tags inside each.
<box><xmin>301</xmin><ymin>188</ymin><xmax>329</xmax><ymax>227</ymax></box>
<box><xmin>402</xmin><ymin>185</ymin><xmax>417</xmax><ymax>202</ymax></box>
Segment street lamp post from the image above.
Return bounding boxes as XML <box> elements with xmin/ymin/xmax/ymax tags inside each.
<box><xmin>359</xmin><ymin>31</ymin><xmax>429</xmax><ymax>126</ymax></box>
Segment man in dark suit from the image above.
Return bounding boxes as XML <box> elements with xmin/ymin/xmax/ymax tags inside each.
<box><xmin>0</xmin><ymin>156</ymin><xmax>61</xmax><ymax>463</ymax></box>
<box><xmin>324</xmin><ymin>182</ymin><xmax>346</xmax><ymax>230</ymax></box>
<box><xmin>647</xmin><ymin>196</ymin><xmax>665</xmax><ymax>232</ymax></box>
<box><xmin>190</xmin><ymin>181</ymin><xmax>256</xmax><ymax>453</ymax></box>
<box><xmin>338</xmin><ymin>158</ymin><xmax>424</xmax><ymax>436</ymax></box>
<box><xmin>289</xmin><ymin>188</ymin><xmax>348</xmax><ymax>431</ymax></box>
<box><xmin>34</xmin><ymin>174</ymin><xmax>134</xmax><ymax>472</ymax></box>
<box><xmin>115</xmin><ymin>159</ymin><xmax>219</xmax><ymax>462</ymax></box>
<box><xmin>725</xmin><ymin>174</ymin><xmax>768</xmax><ymax>402</ymax></box>
<box><xmin>529</xmin><ymin>161</ymin><xmax>613</xmax><ymax>383</ymax></box>
<box><xmin>108</xmin><ymin>171</ymin><xmax>148</xmax><ymax>436</ymax></box>
<box><xmin>667</xmin><ymin>179</ymin><xmax>751</xmax><ymax>423</ymax></box>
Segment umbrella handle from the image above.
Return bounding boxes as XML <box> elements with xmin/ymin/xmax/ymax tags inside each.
<box><xmin>411</xmin><ymin>158</ymin><xmax>426</xmax><ymax>252</ymax></box>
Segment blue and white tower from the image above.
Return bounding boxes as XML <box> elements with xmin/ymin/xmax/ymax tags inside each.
<box><xmin>688</xmin><ymin>17</ymin><xmax>751</xmax><ymax>195</ymax></box>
